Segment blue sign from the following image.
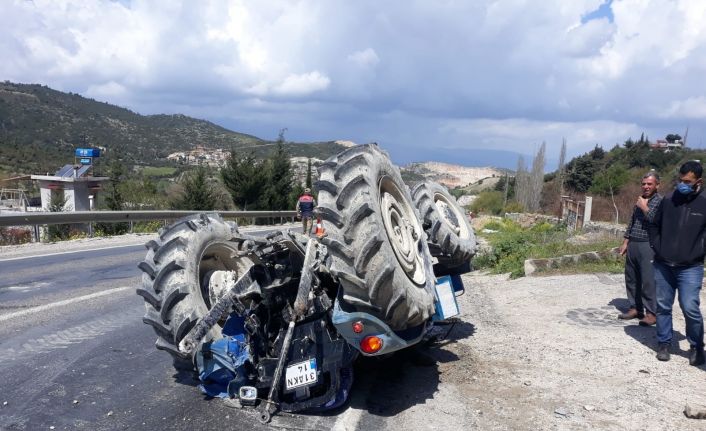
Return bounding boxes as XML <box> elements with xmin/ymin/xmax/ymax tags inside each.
<box><xmin>79</xmin><ymin>158</ymin><xmax>92</xmax><ymax>165</ymax></box>
<box><xmin>75</xmin><ymin>148</ymin><xmax>101</xmax><ymax>158</ymax></box>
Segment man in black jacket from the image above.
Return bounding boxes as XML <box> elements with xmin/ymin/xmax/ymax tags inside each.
<box><xmin>649</xmin><ymin>161</ymin><xmax>706</xmax><ymax>365</ymax></box>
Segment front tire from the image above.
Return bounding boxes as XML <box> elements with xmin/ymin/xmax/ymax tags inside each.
<box><xmin>136</xmin><ymin>213</ymin><xmax>250</xmax><ymax>371</ymax></box>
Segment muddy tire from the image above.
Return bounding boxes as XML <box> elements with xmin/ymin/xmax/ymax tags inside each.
<box><xmin>137</xmin><ymin>213</ymin><xmax>250</xmax><ymax>371</ymax></box>
<box><xmin>411</xmin><ymin>181</ymin><xmax>476</xmax><ymax>268</ymax></box>
<box><xmin>316</xmin><ymin>144</ymin><xmax>436</xmax><ymax>330</ymax></box>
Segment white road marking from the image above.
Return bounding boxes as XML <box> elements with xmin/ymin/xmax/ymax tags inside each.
<box><xmin>4</xmin><ymin>282</ymin><xmax>49</xmax><ymax>291</ymax></box>
<box><xmin>331</xmin><ymin>407</ymin><xmax>365</xmax><ymax>431</ymax></box>
<box><xmin>0</xmin><ymin>286</ymin><xmax>132</xmax><ymax>322</ymax></box>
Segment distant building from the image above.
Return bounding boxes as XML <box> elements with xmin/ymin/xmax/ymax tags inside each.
<box><xmin>650</xmin><ymin>139</ymin><xmax>684</xmax><ymax>151</ymax></box>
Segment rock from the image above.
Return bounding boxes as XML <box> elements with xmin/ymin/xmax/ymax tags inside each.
<box><xmin>584</xmin><ymin>405</ymin><xmax>595</xmax><ymax>411</ymax></box>
<box><xmin>107</xmin><ymin>411</ymin><xmax>114</xmax><ymax>417</ymax></box>
<box><xmin>684</xmin><ymin>403</ymin><xmax>706</xmax><ymax>419</ymax></box>
<box><xmin>2</xmin><ymin>401</ymin><xmax>6</xmax><ymax>406</ymax></box>
<box><xmin>554</xmin><ymin>407</ymin><xmax>569</xmax><ymax>417</ymax></box>
<box><xmin>72</xmin><ymin>400</ymin><xmax>79</xmax><ymax>404</ymax></box>
<box><xmin>223</xmin><ymin>398</ymin><xmax>242</xmax><ymax>409</ymax></box>
<box><xmin>523</xmin><ymin>381</ymin><xmax>532</xmax><ymax>386</ymax></box>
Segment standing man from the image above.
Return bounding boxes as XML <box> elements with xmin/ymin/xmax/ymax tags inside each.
<box><xmin>649</xmin><ymin>161</ymin><xmax>706</xmax><ymax>365</ymax></box>
<box><xmin>618</xmin><ymin>171</ymin><xmax>662</xmax><ymax>326</ymax></box>
<box><xmin>296</xmin><ymin>188</ymin><xmax>317</xmax><ymax>235</ymax></box>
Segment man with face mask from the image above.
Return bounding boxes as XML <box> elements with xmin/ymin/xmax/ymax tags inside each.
<box><xmin>618</xmin><ymin>171</ymin><xmax>662</xmax><ymax>326</ymax></box>
<box><xmin>648</xmin><ymin>161</ymin><xmax>706</xmax><ymax>365</ymax></box>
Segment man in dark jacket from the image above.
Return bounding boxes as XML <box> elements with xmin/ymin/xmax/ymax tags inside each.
<box><xmin>296</xmin><ymin>188</ymin><xmax>317</xmax><ymax>235</ymax></box>
<box><xmin>648</xmin><ymin>161</ymin><xmax>706</xmax><ymax>365</ymax></box>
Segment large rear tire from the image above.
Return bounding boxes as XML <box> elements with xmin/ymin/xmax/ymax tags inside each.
<box><xmin>316</xmin><ymin>144</ymin><xmax>436</xmax><ymax>330</ymax></box>
<box><xmin>136</xmin><ymin>213</ymin><xmax>251</xmax><ymax>371</ymax></box>
<box><xmin>411</xmin><ymin>181</ymin><xmax>477</xmax><ymax>268</ymax></box>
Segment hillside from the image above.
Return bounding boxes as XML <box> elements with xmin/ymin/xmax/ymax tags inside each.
<box><xmin>0</xmin><ymin>82</ymin><xmax>348</xmax><ymax>175</ymax></box>
<box><xmin>403</xmin><ymin>161</ymin><xmax>505</xmax><ymax>188</ymax></box>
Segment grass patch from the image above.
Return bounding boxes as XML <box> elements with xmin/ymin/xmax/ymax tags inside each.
<box><xmin>140</xmin><ymin>166</ymin><xmax>178</xmax><ymax>177</ymax></box>
<box><xmin>474</xmin><ymin>219</ymin><xmax>621</xmax><ymax>278</ymax></box>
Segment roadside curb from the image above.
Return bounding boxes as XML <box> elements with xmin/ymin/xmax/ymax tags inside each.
<box><xmin>524</xmin><ymin>247</ymin><xmax>621</xmax><ymax>276</ymax></box>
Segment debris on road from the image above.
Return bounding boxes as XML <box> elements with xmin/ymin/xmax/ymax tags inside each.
<box><xmin>685</xmin><ymin>403</ymin><xmax>706</xmax><ymax>419</ymax></box>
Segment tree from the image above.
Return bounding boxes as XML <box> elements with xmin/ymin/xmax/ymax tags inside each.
<box><xmin>221</xmin><ymin>151</ymin><xmax>265</xmax><ymax>210</ymax></box>
<box><xmin>96</xmin><ymin>159</ymin><xmax>129</xmax><ymax>235</ymax></box>
<box><xmin>565</xmin><ymin>156</ymin><xmax>596</xmax><ymax>192</ymax></box>
<box><xmin>589</xmin><ymin>164</ymin><xmax>629</xmax><ymax>223</ymax></box>
<box><xmin>305</xmin><ymin>158</ymin><xmax>313</xmax><ymax>189</ymax></box>
<box><xmin>589</xmin><ymin>145</ymin><xmax>605</xmax><ymax>160</ymax></box>
<box><xmin>514</xmin><ymin>156</ymin><xmax>529</xmax><ymax>210</ymax></box>
<box><xmin>172</xmin><ymin>165</ymin><xmax>217</xmax><ymax>210</ymax></box>
<box><xmin>557</xmin><ymin>138</ymin><xmax>567</xmax><ymax>195</ymax></box>
<box><xmin>262</xmin><ymin>130</ymin><xmax>294</xmax><ymax>212</ymax></box>
<box><xmin>103</xmin><ymin>160</ymin><xmax>125</xmax><ymax>211</ymax></box>
<box><xmin>665</xmin><ymin>133</ymin><xmax>682</xmax><ymax>143</ymax></box>
<box><xmin>470</xmin><ymin>191</ymin><xmax>504</xmax><ymax>215</ymax></box>
<box><xmin>527</xmin><ymin>142</ymin><xmax>546</xmax><ymax>212</ymax></box>
<box><xmin>47</xmin><ymin>192</ymin><xmax>71</xmax><ymax>241</ymax></box>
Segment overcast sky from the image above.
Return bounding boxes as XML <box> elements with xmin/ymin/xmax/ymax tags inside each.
<box><xmin>2</xmin><ymin>0</ymin><xmax>706</xmax><ymax>168</ymax></box>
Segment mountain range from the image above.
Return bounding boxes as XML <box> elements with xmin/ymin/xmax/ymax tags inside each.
<box><xmin>0</xmin><ymin>81</ymin><xmax>503</xmax><ymax>190</ymax></box>
<box><xmin>0</xmin><ymin>81</ymin><xmax>348</xmax><ymax>176</ymax></box>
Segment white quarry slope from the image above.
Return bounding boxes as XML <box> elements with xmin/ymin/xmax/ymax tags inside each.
<box><xmin>404</xmin><ymin>161</ymin><xmax>505</xmax><ymax>188</ymax></box>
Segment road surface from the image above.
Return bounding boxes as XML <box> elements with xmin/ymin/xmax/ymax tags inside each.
<box><xmin>0</xmin><ymin>229</ymin><xmax>423</xmax><ymax>431</ymax></box>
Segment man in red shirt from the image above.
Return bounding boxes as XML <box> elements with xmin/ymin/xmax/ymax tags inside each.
<box><xmin>296</xmin><ymin>188</ymin><xmax>317</xmax><ymax>235</ymax></box>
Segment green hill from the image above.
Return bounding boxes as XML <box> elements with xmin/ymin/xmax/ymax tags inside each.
<box><xmin>0</xmin><ymin>81</ymin><xmax>347</xmax><ymax>175</ymax></box>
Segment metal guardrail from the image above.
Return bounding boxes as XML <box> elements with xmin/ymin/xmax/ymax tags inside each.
<box><xmin>0</xmin><ymin>210</ymin><xmax>298</xmax><ymax>227</ymax></box>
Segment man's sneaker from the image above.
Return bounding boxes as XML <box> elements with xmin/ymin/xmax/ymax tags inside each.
<box><xmin>638</xmin><ymin>312</ymin><xmax>657</xmax><ymax>326</ymax></box>
<box><xmin>689</xmin><ymin>346</ymin><xmax>705</xmax><ymax>366</ymax></box>
<box><xmin>618</xmin><ymin>308</ymin><xmax>642</xmax><ymax>320</ymax></box>
<box><xmin>656</xmin><ymin>343</ymin><xmax>670</xmax><ymax>361</ymax></box>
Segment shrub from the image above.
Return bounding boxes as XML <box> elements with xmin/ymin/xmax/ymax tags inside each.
<box><xmin>475</xmin><ymin>220</ymin><xmax>619</xmax><ymax>278</ymax></box>
<box><xmin>0</xmin><ymin>227</ymin><xmax>32</xmax><ymax>245</ymax></box>
<box><xmin>471</xmin><ymin>191</ymin><xmax>504</xmax><ymax>215</ymax></box>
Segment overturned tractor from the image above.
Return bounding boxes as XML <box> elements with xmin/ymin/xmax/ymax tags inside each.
<box><xmin>136</xmin><ymin>144</ymin><xmax>476</xmax><ymax>422</ymax></box>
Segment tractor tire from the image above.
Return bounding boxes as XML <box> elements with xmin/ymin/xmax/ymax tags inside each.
<box><xmin>316</xmin><ymin>144</ymin><xmax>436</xmax><ymax>331</ymax></box>
<box><xmin>137</xmin><ymin>213</ymin><xmax>250</xmax><ymax>371</ymax></box>
<box><xmin>411</xmin><ymin>181</ymin><xmax>477</xmax><ymax>268</ymax></box>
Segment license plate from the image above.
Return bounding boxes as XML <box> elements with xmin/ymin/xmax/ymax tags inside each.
<box><xmin>285</xmin><ymin>358</ymin><xmax>318</xmax><ymax>390</ymax></box>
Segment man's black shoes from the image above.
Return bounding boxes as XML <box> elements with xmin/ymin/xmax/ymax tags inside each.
<box><xmin>656</xmin><ymin>343</ymin><xmax>671</xmax><ymax>361</ymax></box>
<box><xmin>689</xmin><ymin>346</ymin><xmax>705</xmax><ymax>366</ymax></box>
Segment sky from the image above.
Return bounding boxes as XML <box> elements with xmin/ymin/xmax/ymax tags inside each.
<box><xmin>2</xmin><ymin>0</ymin><xmax>706</xmax><ymax>169</ymax></box>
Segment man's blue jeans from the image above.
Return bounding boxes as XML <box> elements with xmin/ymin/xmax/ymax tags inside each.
<box><xmin>653</xmin><ymin>260</ymin><xmax>704</xmax><ymax>348</ymax></box>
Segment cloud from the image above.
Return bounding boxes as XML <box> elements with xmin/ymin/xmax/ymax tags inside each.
<box><xmin>437</xmin><ymin>118</ymin><xmax>640</xmax><ymax>154</ymax></box>
<box><xmin>1</xmin><ymin>0</ymin><xmax>706</xmax><ymax>166</ymax></box>
<box><xmin>660</xmin><ymin>97</ymin><xmax>706</xmax><ymax>120</ymax></box>
<box><xmin>347</xmin><ymin>48</ymin><xmax>379</xmax><ymax>68</ymax></box>
<box><xmin>85</xmin><ymin>81</ymin><xmax>128</xmax><ymax>99</ymax></box>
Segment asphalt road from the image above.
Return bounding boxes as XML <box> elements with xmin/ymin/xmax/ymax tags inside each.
<box><xmin>0</xmin><ymin>230</ymin><xmax>413</xmax><ymax>431</ymax></box>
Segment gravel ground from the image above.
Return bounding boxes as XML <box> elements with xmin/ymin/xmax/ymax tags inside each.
<box><xmin>391</xmin><ymin>272</ymin><xmax>706</xmax><ymax>430</ymax></box>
